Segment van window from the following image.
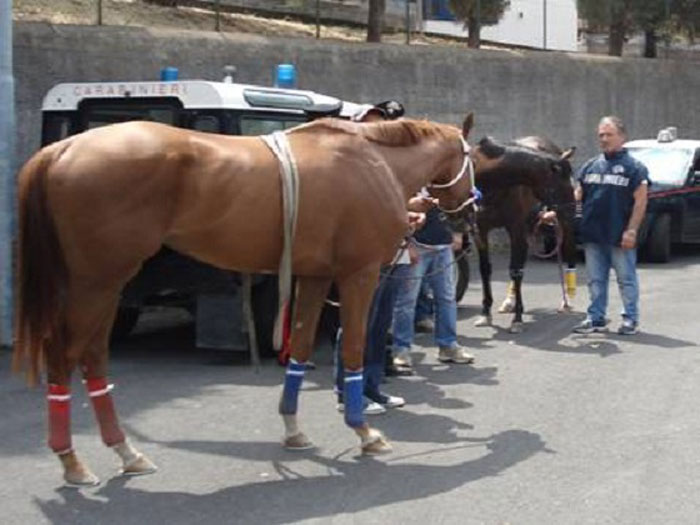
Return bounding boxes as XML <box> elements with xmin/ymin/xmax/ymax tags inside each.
<box><xmin>77</xmin><ymin>99</ymin><xmax>181</xmax><ymax>131</ymax></box>
<box><xmin>42</xmin><ymin>113</ymin><xmax>75</xmax><ymax>145</ymax></box>
<box><xmin>192</xmin><ymin>115</ymin><xmax>221</xmax><ymax>133</ymax></box>
<box><xmin>239</xmin><ymin>115</ymin><xmax>305</xmax><ymax>136</ymax></box>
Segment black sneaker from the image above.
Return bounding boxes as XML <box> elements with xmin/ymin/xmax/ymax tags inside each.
<box><xmin>572</xmin><ymin>318</ymin><xmax>607</xmax><ymax>334</ymax></box>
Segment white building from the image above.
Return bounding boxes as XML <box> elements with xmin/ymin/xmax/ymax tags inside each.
<box><xmin>417</xmin><ymin>0</ymin><xmax>578</xmax><ymax>52</ymax></box>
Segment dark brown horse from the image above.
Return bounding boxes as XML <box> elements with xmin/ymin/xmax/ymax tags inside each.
<box><xmin>13</xmin><ymin>115</ymin><xmax>476</xmax><ymax>485</ymax></box>
<box><xmin>470</xmin><ymin>136</ymin><xmax>577</xmax><ymax>333</ymax></box>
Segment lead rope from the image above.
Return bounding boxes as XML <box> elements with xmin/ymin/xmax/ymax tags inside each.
<box><xmin>530</xmin><ymin>215</ymin><xmax>569</xmax><ymax>310</ymax></box>
<box><xmin>261</xmin><ymin>131</ymin><xmax>299</xmax><ymax>351</ymax></box>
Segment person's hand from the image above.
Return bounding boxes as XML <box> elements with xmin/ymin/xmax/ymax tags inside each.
<box><xmin>451</xmin><ymin>232</ymin><xmax>463</xmax><ymax>252</ymax></box>
<box><xmin>539</xmin><ymin>210</ymin><xmax>558</xmax><ymax>225</ymax></box>
<box><xmin>408</xmin><ymin>244</ymin><xmax>420</xmax><ymax>264</ymax></box>
<box><xmin>407</xmin><ymin>211</ymin><xmax>426</xmax><ymax>233</ymax></box>
<box><xmin>408</xmin><ymin>195</ymin><xmax>437</xmax><ymax>213</ymax></box>
<box><xmin>621</xmin><ymin>229</ymin><xmax>637</xmax><ymax>250</ymax></box>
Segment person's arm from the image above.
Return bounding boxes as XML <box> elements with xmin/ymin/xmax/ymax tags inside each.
<box><xmin>407</xmin><ymin>195</ymin><xmax>437</xmax><ymax>213</ymax></box>
<box><xmin>621</xmin><ymin>181</ymin><xmax>648</xmax><ymax>250</ymax></box>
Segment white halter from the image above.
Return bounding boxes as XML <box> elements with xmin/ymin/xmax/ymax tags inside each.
<box><xmin>429</xmin><ymin>136</ymin><xmax>477</xmax><ymax>214</ymax></box>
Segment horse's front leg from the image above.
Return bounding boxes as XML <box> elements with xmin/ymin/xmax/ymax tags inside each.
<box><xmin>509</xmin><ymin>268</ymin><xmax>525</xmax><ymax>333</ymax></box>
<box><xmin>498</xmin><ymin>229</ymin><xmax>518</xmax><ymax>314</ymax></box>
<box><xmin>475</xmin><ymin>233</ymin><xmax>493</xmax><ymax>327</ymax></box>
<box><xmin>280</xmin><ymin>276</ymin><xmax>332</xmax><ymax>450</ymax></box>
<box><xmin>559</xmin><ymin>220</ymin><xmax>578</xmax><ymax>312</ymax></box>
<box><xmin>337</xmin><ymin>265</ymin><xmax>391</xmax><ymax>455</ymax></box>
<box><xmin>509</xmin><ymin>231</ymin><xmax>528</xmax><ymax>333</ymax></box>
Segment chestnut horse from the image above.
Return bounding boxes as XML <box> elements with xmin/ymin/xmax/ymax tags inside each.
<box><xmin>13</xmin><ymin>115</ymin><xmax>475</xmax><ymax>486</ymax></box>
<box><xmin>470</xmin><ymin>136</ymin><xmax>577</xmax><ymax>333</ymax></box>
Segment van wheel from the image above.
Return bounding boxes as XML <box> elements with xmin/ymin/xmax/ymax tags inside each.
<box><xmin>110</xmin><ymin>306</ymin><xmax>141</xmax><ymax>341</ymax></box>
<box><xmin>454</xmin><ymin>250</ymin><xmax>470</xmax><ymax>303</ymax></box>
<box><xmin>646</xmin><ymin>214</ymin><xmax>671</xmax><ymax>263</ymax></box>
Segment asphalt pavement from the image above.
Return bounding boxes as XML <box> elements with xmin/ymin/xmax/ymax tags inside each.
<box><xmin>3</xmin><ymin>249</ymin><xmax>700</xmax><ymax>525</ymax></box>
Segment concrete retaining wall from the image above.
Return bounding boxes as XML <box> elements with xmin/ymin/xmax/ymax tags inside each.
<box><xmin>14</xmin><ymin>21</ymin><xmax>700</xmax><ymax>168</ymax></box>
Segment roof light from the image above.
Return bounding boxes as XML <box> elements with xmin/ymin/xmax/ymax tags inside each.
<box><xmin>223</xmin><ymin>65</ymin><xmax>236</xmax><ymax>84</ymax></box>
<box><xmin>243</xmin><ymin>88</ymin><xmax>312</xmax><ymax>110</ymax></box>
<box><xmin>657</xmin><ymin>126</ymin><xmax>678</xmax><ymax>142</ymax></box>
<box><xmin>160</xmin><ymin>67</ymin><xmax>179</xmax><ymax>81</ymax></box>
<box><xmin>275</xmin><ymin>64</ymin><xmax>297</xmax><ymax>89</ymax></box>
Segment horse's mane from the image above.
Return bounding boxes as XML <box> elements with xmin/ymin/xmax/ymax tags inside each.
<box><xmin>291</xmin><ymin>117</ymin><xmax>458</xmax><ymax>147</ymax></box>
<box><xmin>478</xmin><ymin>136</ymin><xmax>561</xmax><ymax>162</ymax></box>
<box><xmin>513</xmin><ymin>136</ymin><xmax>564</xmax><ymax>156</ymax></box>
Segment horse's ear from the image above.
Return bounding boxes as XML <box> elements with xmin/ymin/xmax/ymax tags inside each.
<box><xmin>561</xmin><ymin>147</ymin><xmax>576</xmax><ymax>160</ymax></box>
<box><xmin>462</xmin><ymin>113</ymin><xmax>474</xmax><ymax>138</ymax></box>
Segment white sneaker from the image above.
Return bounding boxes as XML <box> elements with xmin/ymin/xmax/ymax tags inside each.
<box><xmin>380</xmin><ymin>395</ymin><xmax>405</xmax><ymax>408</ymax></box>
<box><xmin>393</xmin><ymin>351</ymin><xmax>412</xmax><ymax>369</ymax></box>
<box><xmin>364</xmin><ymin>401</ymin><xmax>387</xmax><ymax>415</ymax></box>
<box><xmin>336</xmin><ymin>400</ymin><xmax>387</xmax><ymax>415</ymax></box>
<box><xmin>438</xmin><ymin>346</ymin><xmax>475</xmax><ymax>364</ymax></box>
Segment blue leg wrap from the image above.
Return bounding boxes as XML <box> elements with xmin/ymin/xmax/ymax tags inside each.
<box><xmin>279</xmin><ymin>359</ymin><xmax>306</xmax><ymax>415</ymax></box>
<box><xmin>344</xmin><ymin>370</ymin><xmax>365</xmax><ymax>428</ymax></box>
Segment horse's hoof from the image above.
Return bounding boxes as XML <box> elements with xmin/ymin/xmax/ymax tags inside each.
<box><xmin>361</xmin><ymin>430</ymin><xmax>392</xmax><ymax>456</ymax></box>
<box><xmin>474</xmin><ymin>315</ymin><xmax>492</xmax><ymax>327</ymax></box>
<box><xmin>59</xmin><ymin>451</ymin><xmax>100</xmax><ymax>487</ymax></box>
<box><xmin>509</xmin><ymin>322</ymin><xmax>524</xmax><ymax>334</ymax></box>
<box><xmin>498</xmin><ymin>302</ymin><xmax>515</xmax><ymax>314</ymax></box>
<box><xmin>283</xmin><ymin>432</ymin><xmax>314</xmax><ymax>451</ymax></box>
<box><xmin>558</xmin><ymin>302</ymin><xmax>574</xmax><ymax>313</ymax></box>
<box><xmin>120</xmin><ymin>454</ymin><xmax>158</xmax><ymax>477</ymax></box>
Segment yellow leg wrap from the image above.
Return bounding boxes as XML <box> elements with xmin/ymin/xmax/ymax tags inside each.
<box><xmin>565</xmin><ymin>269</ymin><xmax>577</xmax><ymax>298</ymax></box>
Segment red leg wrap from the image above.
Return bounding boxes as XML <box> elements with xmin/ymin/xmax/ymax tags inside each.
<box><xmin>86</xmin><ymin>377</ymin><xmax>125</xmax><ymax>447</ymax></box>
<box><xmin>47</xmin><ymin>384</ymin><xmax>72</xmax><ymax>454</ymax></box>
<box><xmin>278</xmin><ymin>303</ymin><xmax>292</xmax><ymax>366</ymax></box>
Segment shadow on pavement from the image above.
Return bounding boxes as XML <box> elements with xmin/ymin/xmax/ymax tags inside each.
<box><xmin>36</xmin><ymin>429</ymin><xmax>552</xmax><ymax>525</ymax></box>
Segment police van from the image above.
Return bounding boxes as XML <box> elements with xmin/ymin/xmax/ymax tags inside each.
<box><xmin>625</xmin><ymin>128</ymin><xmax>700</xmax><ymax>262</ymax></box>
<box><xmin>40</xmin><ymin>66</ymin><xmax>364</xmax><ymax>353</ymax></box>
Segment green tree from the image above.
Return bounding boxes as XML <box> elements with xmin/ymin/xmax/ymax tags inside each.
<box><xmin>447</xmin><ymin>0</ymin><xmax>510</xmax><ymax>48</ymax></box>
<box><xmin>634</xmin><ymin>0</ymin><xmax>672</xmax><ymax>58</ymax></box>
<box><xmin>577</xmin><ymin>0</ymin><xmax>633</xmax><ymax>56</ymax></box>
<box><xmin>578</xmin><ymin>0</ymin><xmax>678</xmax><ymax>57</ymax></box>
<box><xmin>672</xmin><ymin>0</ymin><xmax>700</xmax><ymax>44</ymax></box>
<box><xmin>367</xmin><ymin>0</ymin><xmax>386</xmax><ymax>42</ymax></box>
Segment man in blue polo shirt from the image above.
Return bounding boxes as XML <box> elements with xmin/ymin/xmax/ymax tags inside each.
<box><xmin>573</xmin><ymin>116</ymin><xmax>649</xmax><ymax>335</ymax></box>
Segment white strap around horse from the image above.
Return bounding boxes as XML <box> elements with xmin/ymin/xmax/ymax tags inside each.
<box><xmin>260</xmin><ymin>131</ymin><xmax>299</xmax><ymax>351</ymax></box>
<box><xmin>429</xmin><ymin>136</ymin><xmax>478</xmax><ymax>214</ymax></box>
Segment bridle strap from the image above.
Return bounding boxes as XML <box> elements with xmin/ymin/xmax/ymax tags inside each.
<box><xmin>428</xmin><ymin>136</ymin><xmax>472</xmax><ymax>190</ymax></box>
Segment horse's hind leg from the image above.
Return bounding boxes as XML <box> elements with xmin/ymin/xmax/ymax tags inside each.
<box><xmin>56</xmin><ymin>287</ymin><xmax>155</xmax><ymax>484</ymax></box>
<box><xmin>80</xmin><ymin>329</ymin><xmax>157</xmax><ymax>477</ymax></box>
<box><xmin>45</xmin><ymin>341</ymin><xmax>99</xmax><ymax>486</ymax></box>
<box><xmin>475</xmin><ymin>232</ymin><xmax>493</xmax><ymax>327</ymax></box>
<box><xmin>280</xmin><ymin>276</ymin><xmax>332</xmax><ymax>450</ymax></box>
<box><xmin>337</xmin><ymin>266</ymin><xmax>391</xmax><ymax>455</ymax></box>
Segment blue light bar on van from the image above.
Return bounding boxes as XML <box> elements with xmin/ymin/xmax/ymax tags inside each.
<box><xmin>243</xmin><ymin>89</ymin><xmax>312</xmax><ymax>110</ymax></box>
<box><xmin>275</xmin><ymin>64</ymin><xmax>297</xmax><ymax>89</ymax></box>
<box><xmin>160</xmin><ymin>67</ymin><xmax>179</xmax><ymax>81</ymax></box>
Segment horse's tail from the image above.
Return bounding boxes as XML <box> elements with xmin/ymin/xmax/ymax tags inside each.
<box><xmin>13</xmin><ymin>145</ymin><xmax>70</xmax><ymax>386</ymax></box>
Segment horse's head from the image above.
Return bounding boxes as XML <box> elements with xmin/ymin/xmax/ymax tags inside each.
<box><xmin>426</xmin><ymin>113</ymin><xmax>476</xmax><ymax>231</ymax></box>
<box><xmin>535</xmin><ymin>146</ymin><xmax>577</xmax><ymax>221</ymax></box>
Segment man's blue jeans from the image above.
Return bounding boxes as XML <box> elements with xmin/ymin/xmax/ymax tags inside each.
<box><xmin>335</xmin><ymin>263</ymin><xmax>410</xmax><ymax>403</ymax></box>
<box><xmin>584</xmin><ymin>242</ymin><xmax>640</xmax><ymax>324</ymax></box>
<box><xmin>415</xmin><ymin>279</ymin><xmax>434</xmax><ymax>323</ymax></box>
<box><xmin>392</xmin><ymin>245</ymin><xmax>457</xmax><ymax>352</ymax></box>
